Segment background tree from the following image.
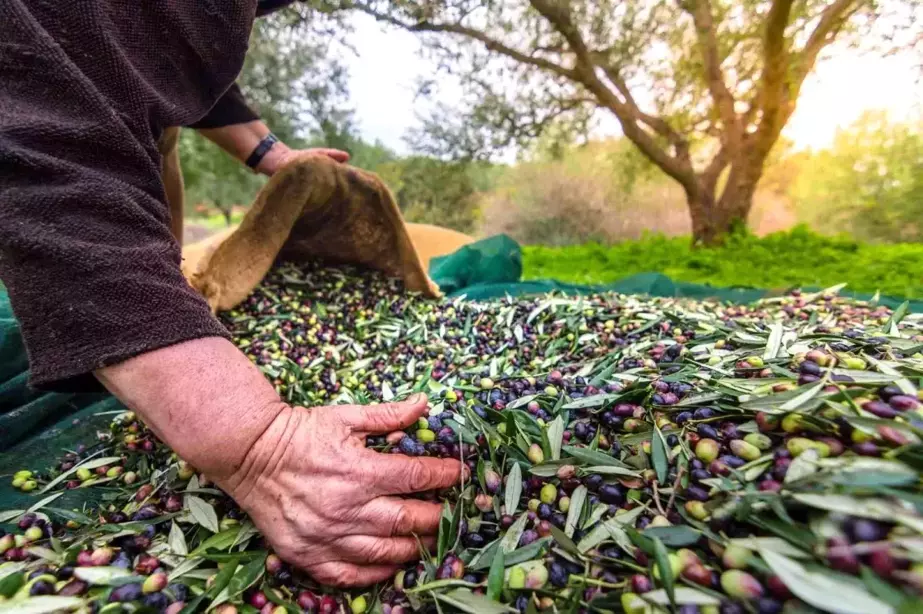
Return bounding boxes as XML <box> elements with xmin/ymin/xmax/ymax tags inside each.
<box><xmin>180</xmin><ymin>5</ymin><xmax>353</xmax><ymax>221</ymax></box>
<box><xmin>791</xmin><ymin>111</ymin><xmax>923</xmax><ymax>242</ymax></box>
<box><xmin>339</xmin><ymin>0</ymin><xmax>921</xmax><ymax>244</ymax></box>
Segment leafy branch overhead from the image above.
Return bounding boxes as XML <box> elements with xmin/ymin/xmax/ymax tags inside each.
<box><xmin>335</xmin><ymin>0</ymin><xmax>921</xmax><ymax>244</ymax></box>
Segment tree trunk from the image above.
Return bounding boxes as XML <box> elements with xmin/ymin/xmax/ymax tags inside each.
<box><xmin>217</xmin><ymin>203</ymin><xmax>233</xmax><ymax>227</ymax></box>
<box><xmin>688</xmin><ymin>163</ymin><xmax>761</xmax><ymax>246</ymax></box>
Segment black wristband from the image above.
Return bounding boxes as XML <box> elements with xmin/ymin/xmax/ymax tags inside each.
<box><xmin>245</xmin><ymin>133</ymin><xmax>278</xmax><ymax>169</ymax></box>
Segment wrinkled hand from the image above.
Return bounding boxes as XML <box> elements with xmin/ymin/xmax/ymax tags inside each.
<box><xmin>258</xmin><ymin>145</ymin><xmax>349</xmax><ymax>176</ymax></box>
<box><xmin>220</xmin><ymin>394</ymin><xmax>463</xmax><ymax>587</ymax></box>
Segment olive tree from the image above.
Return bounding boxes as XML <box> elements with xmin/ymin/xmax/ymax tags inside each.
<box><xmin>339</xmin><ymin>0</ymin><xmax>920</xmax><ymax>244</ymax></box>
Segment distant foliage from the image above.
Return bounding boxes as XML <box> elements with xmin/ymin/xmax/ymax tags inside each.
<box><xmin>477</xmin><ymin>140</ymin><xmax>792</xmax><ymax>245</ymax></box>
<box><xmin>522</xmin><ymin>226</ymin><xmax>923</xmax><ymax>299</ymax></box>
<box><xmin>791</xmin><ymin>111</ymin><xmax>923</xmax><ymax>243</ymax></box>
<box><xmin>372</xmin><ymin>157</ymin><xmax>495</xmax><ymax>234</ymax></box>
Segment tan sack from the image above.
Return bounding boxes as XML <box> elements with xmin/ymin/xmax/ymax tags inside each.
<box><xmin>181</xmin><ymin>153</ymin><xmax>445</xmax><ymax>313</ymax></box>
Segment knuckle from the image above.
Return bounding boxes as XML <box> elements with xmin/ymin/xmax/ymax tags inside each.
<box><xmin>365</xmin><ymin>538</ymin><xmax>392</xmax><ymax>563</ymax></box>
<box><xmin>390</xmin><ymin>505</ymin><xmax>414</xmax><ymax>536</ymax></box>
<box><xmin>310</xmin><ymin>564</ymin><xmax>341</xmax><ymax>586</ymax></box>
<box><xmin>407</xmin><ymin>461</ymin><xmax>435</xmax><ymax>492</ymax></box>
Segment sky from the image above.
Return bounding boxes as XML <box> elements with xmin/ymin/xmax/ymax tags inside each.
<box><xmin>342</xmin><ymin>13</ymin><xmax>923</xmax><ymax>155</ymax></box>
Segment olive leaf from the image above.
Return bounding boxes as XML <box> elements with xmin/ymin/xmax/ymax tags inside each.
<box><xmin>548</xmin><ymin>415</ymin><xmax>565</xmax><ymax>461</ymax></box>
<box><xmin>500</xmin><ymin>513</ymin><xmax>529</xmax><ymax>554</ymax></box>
<box><xmin>0</xmin><ymin>596</ymin><xmax>86</xmax><ymax>614</ymax></box>
<box><xmin>579</xmin><ymin>465</ymin><xmax>642</xmax><ymax>477</ymax></box>
<box><xmin>651</xmin><ymin>427</ymin><xmax>668</xmax><ymax>484</ymax></box>
<box><xmin>651</xmin><ymin>536</ymin><xmax>675</xmax><ymax>606</ymax></box>
<box><xmin>226</xmin><ymin>554</ymin><xmax>267</xmax><ymax>600</ymax></box>
<box><xmin>785</xmin><ymin>449</ymin><xmax>820</xmax><ymax>484</ymax></box>
<box><xmin>578</xmin><ymin>507</ymin><xmax>645</xmax><ymax>552</ymax></box>
<box><xmin>471</xmin><ymin>538</ymin><xmax>551</xmax><ymax>571</ymax></box>
<box><xmin>549</xmin><ymin>525</ymin><xmax>581</xmax><ymax>557</ymax></box>
<box><xmin>759</xmin><ymin>549</ymin><xmax>894</xmax><ymax>614</ymax></box>
<box><xmin>629</xmin><ymin>587</ymin><xmax>720</xmax><ymax>608</ymax></box>
<box><xmin>73</xmin><ymin>566</ymin><xmax>135</xmax><ymax>586</ymax></box>
<box><xmin>504</xmin><ymin>463</ymin><xmax>522</xmax><ymax>515</ymax></box>
<box><xmin>563</xmin><ymin>445</ymin><xmax>628</xmax><ymax>467</ymax></box>
<box><xmin>24</xmin><ymin>547</ymin><xmax>63</xmax><ymax>566</ymax></box>
<box><xmin>507</xmin><ymin>394</ymin><xmax>537</xmax><ymax>410</ymax></box>
<box><xmin>486</xmin><ymin>547</ymin><xmax>505</xmax><ymax>601</ymax></box>
<box><xmin>643</xmin><ymin>525</ymin><xmax>700</xmax><ymax>547</ymax></box>
<box><xmin>780</xmin><ymin>380</ymin><xmax>827</xmax><ymax>412</ymax></box>
<box><xmin>435</xmin><ymin>588</ymin><xmax>517</xmax><ymax>614</ymax></box>
<box><xmin>0</xmin><ymin>569</ymin><xmax>25</xmax><ymax>597</ymax></box>
<box><xmin>860</xmin><ymin>566</ymin><xmax>911</xmax><ymax>609</ymax></box>
<box><xmin>25</xmin><ymin>493</ymin><xmax>64</xmax><ymax>514</ymax></box>
<box><xmin>727</xmin><ymin>537</ymin><xmax>809</xmax><ymax>558</ymax></box>
<box><xmin>0</xmin><ymin>510</ymin><xmax>26</xmax><ymax>524</ymax></box>
<box><xmin>885</xmin><ymin>301</ymin><xmax>909</xmax><ymax>334</ymax></box>
<box><xmin>529</xmin><ymin>460</ymin><xmax>574</xmax><ymax>476</ymax></box>
<box><xmin>186</xmin><ymin>496</ymin><xmax>220</xmax><ymax>533</ymax></box>
<box><xmin>564</xmin><ymin>486</ymin><xmax>587</xmax><ymax>538</ymax></box>
<box><xmin>561</xmin><ymin>394</ymin><xmax>622</xmax><ymax>409</ymax></box>
<box><xmin>763</xmin><ymin>323</ymin><xmax>784</xmax><ymax>360</ymax></box>
<box><xmin>169</xmin><ymin>522</ymin><xmax>188</xmax><ymax>556</ymax></box>
<box><xmin>38</xmin><ymin>455</ymin><xmax>122</xmax><ymax>494</ymax></box>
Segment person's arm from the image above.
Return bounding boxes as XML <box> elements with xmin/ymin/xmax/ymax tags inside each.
<box><xmin>97</xmin><ymin>338</ymin><xmax>462</xmax><ymax>587</ymax></box>
<box><xmin>189</xmin><ymin>83</ymin><xmax>349</xmax><ymax>176</ymax></box>
<box><xmin>0</xmin><ymin>5</ymin><xmax>230</xmax><ymax>391</ymax></box>
<box><xmin>2</xmin><ymin>2</ymin><xmax>459</xmax><ymax>587</ymax></box>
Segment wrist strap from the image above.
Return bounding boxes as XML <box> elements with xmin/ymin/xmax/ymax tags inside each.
<box><xmin>245</xmin><ymin>133</ymin><xmax>278</xmax><ymax>169</ymax></box>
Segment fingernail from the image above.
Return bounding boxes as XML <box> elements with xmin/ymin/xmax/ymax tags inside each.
<box><xmin>461</xmin><ymin>464</ymin><xmax>471</xmax><ymax>481</ymax></box>
<box><xmin>407</xmin><ymin>393</ymin><xmax>426</xmax><ymax>405</ymax></box>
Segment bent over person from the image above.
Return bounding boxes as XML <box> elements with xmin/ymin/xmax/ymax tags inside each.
<box><xmin>0</xmin><ymin>0</ymin><xmax>462</xmax><ymax>586</ymax></box>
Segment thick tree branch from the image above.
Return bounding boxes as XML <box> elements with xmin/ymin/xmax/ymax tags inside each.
<box><xmin>356</xmin><ymin>7</ymin><xmax>578</xmax><ymax>80</ymax></box>
<box><xmin>752</xmin><ymin>0</ymin><xmax>795</xmax><ymax>157</ymax></box>
<box><xmin>702</xmin><ymin>146</ymin><xmax>730</xmax><ymax>195</ymax></box>
<box><xmin>529</xmin><ymin>0</ymin><xmax>697</xmax><ymax>190</ymax></box>
<box><xmin>680</xmin><ymin>0</ymin><xmax>741</xmax><ymax>146</ymax></box>
<box><xmin>593</xmin><ymin>58</ymin><xmax>687</xmax><ymax>148</ymax></box>
<box><xmin>794</xmin><ymin>0</ymin><xmax>860</xmax><ymax>84</ymax></box>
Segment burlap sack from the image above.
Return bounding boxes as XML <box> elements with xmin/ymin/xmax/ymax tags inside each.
<box><xmin>180</xmin><ymin>153</ymin><xmax>468</xmax><ymax>313</ymax></box>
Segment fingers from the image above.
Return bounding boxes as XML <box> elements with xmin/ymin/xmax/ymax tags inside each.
<box><xmin>361</xmin><ymin>497</ymin><xmax>448</xmax><ymax>536</ymax></box>
<box><xmin>306</xmin><ymin>561</ymin><xmax>399</xmax><ymax>587</ymax></box>
<box><xmin>338</xmin><ymin>395</ymin><xmax>429</xmax><ymax>433</ymax></box>
<box><xmin>316</xmin><ymin>148</ymin><xmax>350</xmax><ymax>163</ymax></box>
<box><xmin>337</xmin><ymin>535</ymin><xmax>429</xmax><ymax>565</ymax></box>
<box><xmin>366</xmin><ymin>453</ymin><xmax>463</xmax><ymax>496</ymax></box>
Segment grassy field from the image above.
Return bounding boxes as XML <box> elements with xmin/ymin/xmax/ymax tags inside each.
<box><xmin>521</xmin><ymin>227</ymin><xmax>923</xmax><ymax>299</ymax></box>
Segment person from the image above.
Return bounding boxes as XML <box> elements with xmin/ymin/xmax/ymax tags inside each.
<box><xmin>0</xmin><ymin>0</ymin><xmax>462</xmax><ymax>587</ymax></box>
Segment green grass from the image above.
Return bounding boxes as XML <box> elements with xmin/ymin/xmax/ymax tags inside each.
<box><xmin>521</xmin><ymin>226</ymin><xmax>923</xmax><ymax>299</ymax></box>
<box><xmin>189</xmin><ymin>212</ymin><xmax>246</xmax><ymax>230</ymax></box>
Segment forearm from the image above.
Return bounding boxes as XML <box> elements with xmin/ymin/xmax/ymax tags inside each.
<box><xmin>95</xmin><ymin>337</ymin><xmax>285</xmax><ymax>482</ymax></box>
<box><xmin>198</xmin><ymin>120</ymin><xmax>292</xmax><ymax>177</ymax></box>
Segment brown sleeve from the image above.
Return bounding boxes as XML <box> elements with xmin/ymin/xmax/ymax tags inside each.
<box><xmin>187</xmin><ymin>84</ymin><xmax>261</xmax><ymax>130</ymax></box>
<box><xmin>0</xmin><ymin>0</ymin><xmax>238</xmax><ymax>392</ymax></box>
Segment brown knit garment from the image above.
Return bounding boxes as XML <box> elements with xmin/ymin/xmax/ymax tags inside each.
<box><xmin>0</xmin><ymin>0</ymin><xmax>258</xmax><ymax>392</ymax></box>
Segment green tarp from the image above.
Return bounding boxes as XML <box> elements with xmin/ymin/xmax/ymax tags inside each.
<box><xmin>1</xmin><ymin>233</ymin><xmax>919</xmax><ymax>508</ymax></box>
<box><xmin>433</xmin><ymin>234</ymin><xmax>923</xmax><ymax>311</ymax></box>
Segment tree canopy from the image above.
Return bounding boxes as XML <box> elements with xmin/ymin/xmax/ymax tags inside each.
<box><xmin>337</xmin><ymin>0</ymin><xmax>922</xmax><ymax>243</ymax></box>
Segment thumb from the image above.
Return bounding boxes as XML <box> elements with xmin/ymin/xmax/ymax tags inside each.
<box><xmin>318</xmin><ymin>148</ymin><xmax>350</xmax><ymax>163</ymax></box>
<box><xmin>339</xmin><ymin>394</ymin><xmax>429</xmax><ymax>433</ymax></box>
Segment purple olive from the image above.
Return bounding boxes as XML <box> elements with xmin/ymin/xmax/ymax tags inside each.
<box><xmin>110</xmin><ymin>582</ymin><xmax>144</xmax><ymax>603</ymax></box>
<box><xmin>863</xmin><ymin>400</ymin><xmax>899</xmax><ymax>418</ymax></box>
<box><xmin>598</xmin><ymin>484</ymin><xmax>624</xmax><ymax>505</ymax></box>
<box><xmin>889</xmin><ymin>395</ymin><xmax>920</xmax><ymax>412</ymax></box>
